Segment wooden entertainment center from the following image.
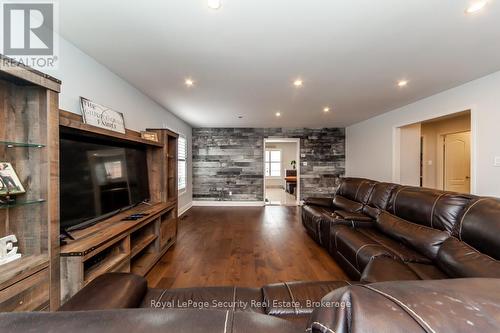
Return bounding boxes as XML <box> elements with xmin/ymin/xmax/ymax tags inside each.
<box><xmin>59</xmin><ymin>111</ymin><xmax>179</xmax><ymax>302</ymax></box>
<box><xmin>0</xmin><ymin>57</ymin><xmax>179</xmax><ymax>310</ymax></box>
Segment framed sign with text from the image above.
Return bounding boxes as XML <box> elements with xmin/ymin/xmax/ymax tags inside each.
<box><xmin>80</xmin><ymin>97</ymin><xmax>126</xmax><ymax>134</ymax></box>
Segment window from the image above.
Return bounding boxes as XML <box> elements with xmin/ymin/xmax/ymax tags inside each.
<box><xmin>265</xmin><ymin>149</ymin><xmax>281</xmax><ymax>177</ymax></box>
<box><xmin>178</xmin><ymin>135</ymin><xmax>187</xmax><ymax>194</ymax></box>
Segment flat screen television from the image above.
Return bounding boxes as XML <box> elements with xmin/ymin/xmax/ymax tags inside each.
<box><xmin>60</xmin><ymin>129</ymin><xmax>150</xmax><ymax>233</ymax></box>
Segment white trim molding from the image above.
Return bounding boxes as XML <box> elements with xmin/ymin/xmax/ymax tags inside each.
<box><xmin>178</xmin><ymin>201</ymin><xmax>193</xmax><ymax>216</ymax></box>
<box><xmin>193</xmin><ymin>201</ymin><xmax>265</xmax><ymax>207</ymax></box>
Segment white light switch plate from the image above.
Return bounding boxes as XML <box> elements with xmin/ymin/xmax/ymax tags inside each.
<box><xmin>303</xmin><ymin>162</ymin><xmax>308</xmax><ymax>166</ymax></box>
<box><xmin>494</xmin><ymin>156</ymin><xmax>500</xmax><ymax>167</ymax></box>
<box><xmin>301</xmin><ymin>154</ymin><xmax>306</xmax><ymax>158</ymax></box>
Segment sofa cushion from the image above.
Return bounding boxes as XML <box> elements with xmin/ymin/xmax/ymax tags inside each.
<box><xmin>262</xmin><ymin>281</ymin><xmax>351</xmax><ymax>317</ymax></box>
<box><xmin>334</xmin><ymin>210</ymin><xmax>372</xmax><ymax>222</ymax></box>
<box><xmin>388</xmin><ymin>187</ymin><xmax>473</xmax><ymax>232</ymax></box>
<box><xmin>337</xmin><ymin>178</ymin><xmax>369</xmax><ymax>201</ymax></box>
<box><xmin>332</xmin><ymin>195</ymin><xmax>363</xmax><ymax>213</ymax></box>
<box><xmin>330</xmin><ymin>225</ymin><xmax>394</xmax><ymax>273</ymax></box>
<box><xmin>1</xmin><ymin>309</ymin><xmax>303</xmax><ymax>333</ymax></box>
<box><xmin>140</xmin><ymin>286</ymin><xmax>265</xmax><ymax>314</ymax></box>
<box><xmin>405</xmin><ymin>262</ymin><xmax>448</xmax><ymax>280</ymax></box>
<box><xmin>358</xmin><ymin>228</ymin><xmax>431</xmax><ymax>264</ymax></box>
<box><xmin>303</xmin><ymin>197</ymin><xmax>334</xmax><ymax>208</ymax></box>
<box><xmin>353</xmin><ymin>180</ymin><xmax>377</xmax><ymax>204</ymax></box>
<box><xmin>436</xmin><ymin>237</ymin><xmax>500</xmax><ymax>278</ymax></box>
<box><xmin>454</xmin><ymin>197</ymin><xmax>500</xmax><ymax>259</ymax></box>
<box><xmin>308</xmin><ymin>279</ymin><xmax>500</xmax><ymax>333</ymax></box>
<box><xmin>360</xmin><ymin>256</ymin><xmax>420</xmax><ymax>283</ymax></box>
<box><xmin>376</xmin><ymin>211</ymin><xmax>449</xmax><ymax>260</ymax></box>
<box><xmin>59</xmin><ymin>273</ymin><xmax>147</xmax><ymax>311</ymax></box>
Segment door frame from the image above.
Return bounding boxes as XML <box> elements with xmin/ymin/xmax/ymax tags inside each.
<box><xmin>440</xmin><ymin>130</ymin><xmax>471</xmax><ymax>192</ymax></box>
<box><xmin>392</xmin><ymin>109</ymin><xmax>477</xmax><ymax>194</ymax></box>
<box><xmin>263</xmin><ymin>138</ymin><xmax>300</xmax><ymax>206</ymax></box>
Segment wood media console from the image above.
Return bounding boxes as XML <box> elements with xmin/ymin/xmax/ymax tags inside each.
<box><xmin>60</xmin><ymin>201</ymin><xmax>177</xmax><ymax>302</ymax></box>
<box><xmin>58</xmin><ymin>111</ymin><xmax>179</xmax><ymax>303</ymax></box>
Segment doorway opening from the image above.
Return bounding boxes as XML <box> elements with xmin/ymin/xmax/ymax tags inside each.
<box><xmin>263</xmin><ymin>138</ymin><xmax>300</xmax><ymax>206</ymax></box>
<box><xmin>395</xmin><ymin>110</ymin><xmax>472</xmax><ymax>193</ymax></box>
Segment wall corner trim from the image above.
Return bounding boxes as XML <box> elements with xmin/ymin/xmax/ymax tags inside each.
<box><xmin>179</xmin><ymin>201</ymin><xmax>194</xmax><ymax>216</ymax></box>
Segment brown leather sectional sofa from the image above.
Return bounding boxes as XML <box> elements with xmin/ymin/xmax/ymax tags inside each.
<box><xmin>1</xmin><ymin>177</ymin><xmax>499</xmax><ymax>332</ymax></box>
<box><xmin>302</xmin><ymin>177</ymin><xmax>500</xmax><ymax>282</ymax></box>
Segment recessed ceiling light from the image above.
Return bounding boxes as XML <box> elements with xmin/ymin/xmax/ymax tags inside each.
<box><xmin>397</xmin><ymin>80</ymin><xmax>408</xmax><ymax>87</ymax></box>
<box><xmin>208</xmin><ymin>0</ymin><xmax>222</xmax><ymax>10</ymax></box>
<box><xmin>465</xmin><ymin>1</ymin><xmax>488</xmax><ymax>14</ymax></box>
<box><xmin>293</xmin><ymin>79</ymin><xmax>303</xmax><ymax>87</ymax></box>
<box><xmin>323</xmin><ymin>107</ymin><xmax>330</xmax><ymax>112</ymax></box>
<box><xmin>275</xmin><ymin>112</ymin><xmax>281</xmax><ymax>117</ymax></box>
<box><xmin>238</xmin><ymin>116</ymin><xmax>243</xmax><ymax>119</ymax></box>
<box><xmin>184</xmin><ymin>78</ymin><xmax>195</xmax><ymax>87</ymax></box>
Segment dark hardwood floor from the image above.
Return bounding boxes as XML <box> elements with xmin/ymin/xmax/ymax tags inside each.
<box><xmin>146</xmin><ymin>206</ymin><xmax>347</xmax><ymax>289</ymax></box>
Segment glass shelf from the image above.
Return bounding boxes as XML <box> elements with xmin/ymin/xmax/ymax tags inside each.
<box><xmin>0</xmin><ymin>198</ymin><xmax>46</xmax><ymax>209</ymax></box>
<box><xmin>0</xmin><ymin>141</ymin><xmax>45</xmax><ymax>148</ymax></box>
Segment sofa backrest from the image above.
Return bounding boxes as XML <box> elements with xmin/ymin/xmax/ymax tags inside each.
<box><xmin>454</xmin><ymin>197</ymin><xmax>500</xmax><ymax>258</ymax></box>
<box><xmin>337</xmin><ymin>178</ymin><xmax>375</xmax><ymax>203</ymax></box>
<box><xmin>387</xmin><ymin>187</ymin><xmax>475</xmax><ymax>233</ymax></box>
<box><xmin>362</xmin><ymin>183</ymin><xmax>401</xmax><ymax>218</ymax></box>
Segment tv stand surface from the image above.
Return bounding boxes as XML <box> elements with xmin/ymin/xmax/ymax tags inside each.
<box><xmin>60</xmin><ymin>201</ymin><xmax>177</xmax><ymax>303</ymax></box>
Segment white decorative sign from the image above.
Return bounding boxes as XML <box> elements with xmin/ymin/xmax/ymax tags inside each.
<box><xmin>80</xmin><ymin>97</ymin><xmax>126</xmax><ymax>134</ymax></box>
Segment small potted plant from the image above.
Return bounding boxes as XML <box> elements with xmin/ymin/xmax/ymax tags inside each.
<box><xmin>290</xmin><ymin>160</ymin><xmax>296</xmax><ymax>170</ymax></box>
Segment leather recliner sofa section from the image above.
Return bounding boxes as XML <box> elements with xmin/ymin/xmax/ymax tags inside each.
<box><xmin>301</xmin><ymin>177</ymin><xmax>500</xmax><ymax>282</ymax></box>
<box><xmin>58</xmin><ymin>273</ymin><xmax>354</xmax><ymax>328</ymax></box>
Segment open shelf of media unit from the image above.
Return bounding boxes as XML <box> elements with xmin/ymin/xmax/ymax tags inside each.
<box><xmin>60</xmin><ymin>202</ymin><xmax>177</xmax><ymax>303</ymax></box>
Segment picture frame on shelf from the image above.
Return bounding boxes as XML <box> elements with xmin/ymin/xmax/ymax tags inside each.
<box><xmin>0</xmin><ymin>162</ymin><xmax>25</xmax><ymax>196</ymax></box>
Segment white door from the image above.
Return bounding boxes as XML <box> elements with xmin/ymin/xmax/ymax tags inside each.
<box><xmin>444</xmin><ymin>132</ymin><xmax>471</xmax><ymax>193</ymax></box>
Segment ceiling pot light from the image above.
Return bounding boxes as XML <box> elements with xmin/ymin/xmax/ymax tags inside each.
<box><xmin>397</xmin><ymin>80</ymin><xmax>408</xmax><ymax>87</ymax></box>
<box><xmin>465</xmin><ymin>1</ymin><xmax>488</xmax><ymax>14</ymax></box>
<box><xmin>323</xmin><ymin>107</ymin><xmax>330</xmax><ymax>112</ymax></box>
<box><xmin>293</xmin><ymin>79</ymin><xmax>303</xmax><ymax>87</ymax></box>
<box><xmin>184</xmin><ymin>78</ymin><xmax>195</xmax><ymax>87</ymax></box>
<box><xmin>208</xmin><ymin>0</ymin><xmax>222</xmax><ymax>10</ymax></box>
<box><xmin>275</xmin><ymin>112</ymin><xmax>281</xmax><ymax>117</ymax></box>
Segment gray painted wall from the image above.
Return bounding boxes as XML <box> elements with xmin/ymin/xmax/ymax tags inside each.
<box><xmin>193</xmin><ymin>128</ymin><xmax>345</xmax><ymax>201</ymax></box>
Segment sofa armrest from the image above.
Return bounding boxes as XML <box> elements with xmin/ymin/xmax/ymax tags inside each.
<box><xmin>303</xmin><ymin>197</ymin><xmax>333</xmax><ymax>208</ymax></box>
<box><xmin>59</xmin><ymin>273</ymin><xmax>147</xmax><ymax>311</ymax></box>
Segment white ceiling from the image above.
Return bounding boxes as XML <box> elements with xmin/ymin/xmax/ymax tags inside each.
<box><xmin>59</xmin><ymin>0</ymin><xmax>500</xmax><ymax>128</ymax></box>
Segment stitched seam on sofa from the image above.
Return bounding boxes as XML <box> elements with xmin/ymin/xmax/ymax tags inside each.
<box><xmin>392</xmin><ymin>186</ymin><xmax>409</xmax><ymax>215</ymax></box>
<box><xmin>284</xmin><ymin>282</ymin><xmax>299</xmax><ymax>315</ymax></box>
<box><xmin>448</xmin><ymin>236</ymin><xmax>498</xmax><ymax>261</ymax></box>
<box><xmin>232</xmin><ymin>287</ymin><xmax>237</xmax><ymax>311</ymax></box>
<box><xmin>359</xmin><ymin>229</ymin><xmax>406</xmax><ymax>260</ymax></box>
<box><xmin>354</xmin><ymin>180</ymin><xmax>366</xmax><ymax>202</ymax></box>
<box><xmin>336</xmin><ymin>251</ymin><xmax>361</xmax><ymax>274</ymax></box>
<box><xmin>223</xmin><ymin>310</ymin><xmax>229</xmax><ymax>333</ymax></box>
<box><xmin>382</xmin><ymin>212</ymin><xmax>451</xmax><ymax>232</ymax></box>
<box><xmin>361</xmin><ymin>285</ymin><xmax>436</xmax><ymax>333</ymax></box>
<box><xmin>430</xmin><ymin>193</ymin><xmax>446</xmax><ymax>228</ymax></box>
<box><xmin>311</xmin><ymin>321</ymin><xmax>336</xmax><ymax>333</ymax></box>
<box><xmin>355</xmin><ymin>244</ymin><xmax>382</xmax><ymax>270</ymax></box>
<box><xmin>156</xmin><ymin>289</ymin><xmax>169</xmax><ymax>304</ymax></box>
<box><xmin>365</xmin><ymin>184</ymin><xmax>377</xmax><ymax>206</ymax></box>
<box><xmin>458</xmin><ymin>198</ymin><xmax>488</xmax><ymax>240</ymax></box>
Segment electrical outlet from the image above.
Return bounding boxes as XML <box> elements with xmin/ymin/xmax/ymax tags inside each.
<box><xmin>494</xmin><ymin>156</ymin><xmax>500</xmax><ymax>167</ymax></box>
<box><xmin>301</xmin><ymin>154</ymin><xmax>306</xmax><ymax>158</ymax></box>
<box><xmin>229</xmin><ymin>191</ymin><xmax>232</xmax><ymax>196</ymax></box>
<box><xmin>303</xmin><ymin>162</ymin><xmax>307</xmax><ymax>166</ymax></box>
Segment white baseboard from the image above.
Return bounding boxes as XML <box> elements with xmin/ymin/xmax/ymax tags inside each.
<box><xmin>192</xmin><ymin>201</ymin><xmax>265</xmax><ymax>207</ymax></box>
<box><xmin>178</xmin><ymin>202</ymin><xmax>193</xmax><ymax>216</ymax></box>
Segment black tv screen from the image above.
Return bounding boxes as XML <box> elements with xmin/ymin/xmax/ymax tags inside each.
<box><xmin>60</xmin><ymin>130</ymin><xmax>150</xmax><ymax>232</ymax></box>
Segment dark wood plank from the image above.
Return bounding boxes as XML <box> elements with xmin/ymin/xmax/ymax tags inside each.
<box><xmin>146</xmin><ymin>206</ymin><xmax>348</xmax><ymax>288</ymax></box>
